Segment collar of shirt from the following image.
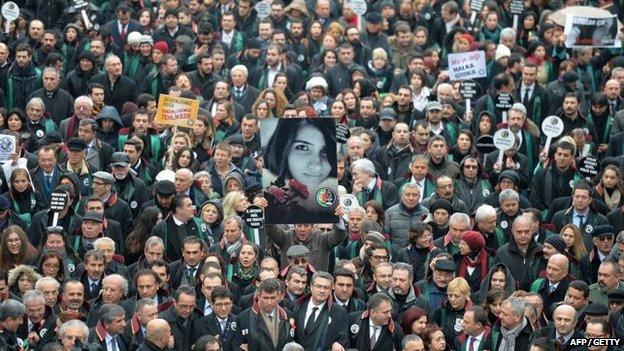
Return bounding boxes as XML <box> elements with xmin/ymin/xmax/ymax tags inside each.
<box><xmin>366</xmin><ymin>178</ymin><xmax>377</xmax><ymax>192</ymax></box>
<box><xmin>598</xmin><ymin>250</ymin><xmax>607</xmax><ymax>261</ymax></box>
<box><xmin>573</xmin><ymin>209</ymin><xmax>589</xmax><ymax>218</ymax></box>
<box><xmin>105</xmin><ymin>333</ymin><xmax>116</xmax><ymax>345</ymax></box>
<box><xmin>548</xmin><ymin>281</ymin><xmax>559</xmax><ymax>290</ymax></box>
<box><xmin>307</xmin><ymin>301</ymin><xmax>325</xmax><ymax>313</ymax></box>
<box><xmin>369</xmin><ymin>323</ymin><xmax>381</xmax><ymax>338</ymax></box>
<box><xmin>173</xmin><ymin>215</ymin><xmax>185</xmax><ymax>226</ymax></box>
<box><xmin>333</xmin><ymin>293</ymin><xmax>349</xmax><ymax>307</ymax></box>
<box><xmin>185</xmin><ymin>264</ymin><xmax>198</xmax><ymax>271</ymax></box>
<box><xmin>469</xmin><ymin>330</ymin><xmax>484</xmax><ymax>346</ymax></box>
<box><xmin>88</xmin><ymin>278</ymin><xmax>100</xmax><ymax>286</ymax></box>
<box><xmin>556</xmin><ymin>332</ymin><xmax>573</xmax><ymax>342</ymax></box>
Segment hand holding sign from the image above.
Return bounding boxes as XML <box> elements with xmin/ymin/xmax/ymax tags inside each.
<box><xmin>50</xmin><ymin>191</ymin><xmax>69</xmax><ymax>227</ymax></box>
<box><xmin>493</xmin><ymin>129</ymin><xmax>516</xmax><ymax>165</ymax></box>
<box><xmin>1</xmin><ymin>2</ymin><xmax>19</xmax><ymax>34</ymax></box>
<box><xmin>541</xmin><ymin>116</ymin><xmax>564</xmax><ymax>153</ymax></box>
<box><xmin>495</xmin><ymin>93</ymin><xmax>514</xmax><ymax>123</ymax></box>
<box><xmin>460</xmin><ymin>80</ymin><xmax>478</xmax><ymax>115</ymax></box>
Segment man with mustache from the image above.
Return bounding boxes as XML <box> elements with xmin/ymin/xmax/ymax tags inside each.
<box><xmin>588</xmin><ymin>261</ymin><xmax>624</xmax><ymax>306</ymax></box>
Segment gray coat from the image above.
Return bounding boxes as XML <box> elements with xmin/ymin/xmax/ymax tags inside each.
<box><xmin>384</xmin><ymin>202</ymin><xmax>429</xmax><ymax>253</ymax></box>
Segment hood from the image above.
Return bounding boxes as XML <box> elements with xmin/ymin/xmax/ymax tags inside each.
<box><xmin>221</xmin><ymin>172</ymin><xmax>244</xmax><ymax>195</ymax></box>
<box><xmin>8</xmin><ymin>264</ymin><xmax>41</xmax><ymax>286</ymax></box>
<box><xmin>477</xmin><ymin>262</ymin><xmax>517</xmax><ymax>303</ymax></box>
<box><xmin>201</xmin><ymin>199</ymin><xmax>223</xmax><ymax>224</ymax></box>
<box><xmin>459</xmin><ymin>154</ymin><xmax>484</xmax><ymax>180</ymax></box>
<box><xmin>59</xmin><ymin>172</ymin><xmax>82</xmax><ymax>204</ymax></box>
<box><xmin>96</xmin><ymin>106</ymin><xmax>123</xmax><ymax>127</ymax></box>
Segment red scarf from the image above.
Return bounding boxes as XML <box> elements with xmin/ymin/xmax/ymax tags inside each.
<box><xmin>459</xmin><ymin>250</ymin><xmax>489</xmax><ymax>281</ymax></box>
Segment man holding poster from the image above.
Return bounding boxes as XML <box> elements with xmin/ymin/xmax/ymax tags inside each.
<box><xmin>154</xmin><ymin>94</ymin><xmax>200</xmax><ymax>128</ymax></box>
<box><xmin>565</xmin><ymin>14</ymin><xmax>621</xmax><ymax>48</ymax></box>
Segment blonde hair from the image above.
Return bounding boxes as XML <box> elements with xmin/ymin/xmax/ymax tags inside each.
<box><xmin>447</xmin><ymin>277</ymin><xmax>471</xmax><ymax>296</ymax></box>
<box><xmin>221</xmin><ymin>191</ymin><xmax>247</xmax><ymax>218</ymax></box>
<box><xmin>559</xmin><ymin>224</ymin><xmax>587</xmax><ymax>260</ymax></box>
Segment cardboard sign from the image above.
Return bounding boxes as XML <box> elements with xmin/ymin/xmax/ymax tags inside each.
<box><xmin>254</xmin><ymin>1</ymin><xmax>271</xmax><ymax>19</ymax></box>
<box><xmin>578</xmin><ymin>155</ymin><xmax>600</xmax><ymax>179</ymax></box>
<box><xmin>564</xmin><ymin>14</ymin><xmax>621</xmax><ymax>48</ymax></box>
<box><xmin>243</xmin><ymin>205</ymin><xmax>264</xmax><ymax>229</ymax></box>
<box><xmin>50</xmin><ymin>191</ymin><xmax>68</xmax><ymax>212</ymax></box>
<box><xmin>336</xmin><ymin>123</ymin><xmax>351</xmax><ymax>144</ymax></box>
<box><xmin>447</xmin><ymin>51</ymin><xmax>487</xmax><ymax>81</ymax></box>
<box><xmin>510</xmin><ymin>0</ymin><xmax>525</xmax><ymax>14</ymax></box>
<box><xmin>493</xmin><ymin>129</ymin><xmax>516</xmax><ymax>164</ymax></box>
<box><xmin>340</xmin><ymin>194</ymin><xmax>359</xmax><ymax>221</ymax></box>
<box><xmin>0</xmin><ymin>135</ymin><xmax>16</xmax><ymax>163</ymax></box>
<box><xmin>350</xmin><ymin>0</ymin><xmax>368</xmax><ymax>16</ymax></box>
<box><xmin>541</xmin><ymin>115</ymin><xmax>564</xmax><ymax>152</ymax></box>
<box><xmin>460</xmin><ymin>81</ymin><xmax>478</xmax><ymax>99</ymax></box>
<box><xmin>72</xmin><ymin>0</ymin><xmax>89</xmax><ymax>10</ymax></box>
<box><xmin>1</xmin><ymin>2</ymin><xmax>19</xmax><ymax>21</ymax></box>
<box><xmin>495</xmin><ymin>93</ymin><xmax>514</xmax><ymax>110</ymax></box>
<box><xmin>154</xmin><ymin>94</ymin><xmax>199</xmax><ymax>127</ymax></box>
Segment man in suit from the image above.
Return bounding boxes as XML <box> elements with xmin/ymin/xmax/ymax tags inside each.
<box><xmin>552</xmin><ymin>182</ymin><xmax>610</xmax><ymax>251</ymax></box>
<box><xmin>89</xmin><ymin>55</ymin><xmax>138</xmax><ymax>113</ymax></box>
<box><xmin>517</xmin><ymin>63</ymin><xmax>550</xmax><ymax>126</ymax></box>
<box><xmin>79</xmin><ymin>249</ymin><xmax>106</xmax><ymax>301</ymax></box>
<box><xmin>152</xmin><ymin>9</ymin><xmax>195</xmax><ymax>53</ymax></box>
<box><xmin>103</xmin><ymin>4</ymin><xmax>143</xmax><ymax>47</ymax></box>
<box><xmin>488</xmin><ymin>297</ymin><xmax>533</xmax><ymax>350</ymax></box>
<box><xmin>333</xmin><ymin>269</ymin><xmax>366</xmax><ymax>313</ymax></box>
<box><xmin>151</xmin><ymin>194</ymin><xmax>203</xmax><ymax>262</ymax></box>
<box><xmin>230</xmin><ymin>65</ymin><xmax>259</xmax><ymax>114</ymax></box>
<box><xmin>351</xmin><ymin>158</ymin><xmax>399</xmax><ymax>210</ymax></box>
<box><xmin>159</xmin><ymin>285</ymin><xmax>201</xmax><ymax>351</ymax></box>
<box><xmin>77</xmin><ymin>118</ymin><xmax>114</xmax><ymax>172</ymax></box>
<box><xmin>347</xmin><ymin>292</ymin><xmax>403</xmax><ymax>351</ymax></box>
<box><xmin>16</xmin><ymin>290</ymin><xmax>56</xmax><ymax>351</ymax></box>
<box><xmin>168</xmin><ymin>236</ymin><xmax>206</xmax><ymax>290</ymax></box>
<box><xmin>30</xmin><ymin>147</ymin><xmax>63</xmax><ymax>203</ymax></box>
<box><xmin>452</xmin><ymin>306</ymin><xmax>492</xmax><ymax>351</ymax></box>
<box><xmin>0</xmin><ymin>300</ymin><xmax>26</xmax><ymax>350</ymax></box>
<box><xmin>120</xmin><ymin>270</ymin><xmax>170</xmax><ymax>318</ymax></box>
<box><xmin>530</xmin><ymin>254</ymin><xmax>570</xmax><ymax>315</ymax></box>
<box><xmin>192</xmin><ymin>286</ymin><xmax>237</xmax><ymax>349</ymax></box>
<box><xmin>88</xmin><ymin>304</ymin><xmax>130</xmax><ymax>351</ymax></box>
<box><xmin>122</xmin><ymin>298</ymin><xmax>159</xmax><ymax>351</ymax></box>
<box><xmin>232</xmin><ymin>278</ymin><xmax>295</xmax><ymax>351</ymax></box>
<box><xmin>292</xmin><ymin>272</ymin><xmax>349</xmax><ymax>350</ymax></box>
<box><xmin>529</xmin><ymin>304</ymin><xmax>582</xmax><ymax>351</ymax></box>
<box><xmin>580</xmin><ymin>225</ymin><xmax>616</xmax><ymax>284</ymax></box>
<box><xmin>59</xmin><ymin>96</ymin><xmax>94</xmax><ymax>141</ymax></box>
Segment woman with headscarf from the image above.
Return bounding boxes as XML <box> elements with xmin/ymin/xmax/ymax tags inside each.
<box><xmin>458</xmin><ymin>231</ymin><xmax>490</xmax><ymax>293</ymax></box>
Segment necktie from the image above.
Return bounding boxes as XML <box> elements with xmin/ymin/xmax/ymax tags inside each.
<box><xmin>523</xmin><ymin>87</ymin><xmax>531</xmax><ymax>106</ymax></box>
<box><xmin>187</xmin><ymin>267</ymin><xmax>196</xmax><ymax>281</ymax></box>
<box><xmin>220</xmin><ymin>319</ymin><xmax>227</xmax><ymax>333</ymax></box>
<box><xmin>577</xmin><ymin>214</ymin><xmax>585</xmax><ymax>229</ymax></box>
<box><xmin>110</xmin><ymin>336</ymin><xmax>118</xmax><ymax>351</ymax></box>
<box><xmin>236</xmin><ymin>88</ymin><xmax>242</xmax><ymax>98</ymax></box>
<box><xmin>549</xmin><ymin>284</ymin><xmax>556</xmax><ymax>293</ymax></box>
<box><xmin>45</xmin><ymin>174</ymin><xmax>52</xmax><ymax>188</ymax></box>
<box><xmin>370</xmin><ymin>326</ymin><xmax>379</xmax><ymax>349</ymax></box>
<box><xmin>305</xmin><ymin>307</ymin><xmax>318</xmax><ymax>335</ymax></box>
<box><xmin>90</xmin><ymin>282</ymin><xmax>98</xmax><ymax>293</ymax></box>
<box><xmin>468</xmin><ymin>337</ymin><xmax>475</xmax><ymax>351</ymax></box>
<box><xmin>120</xmin><ymin>26</ymin><xmax>127</xmax><ymax>41</ymax></box>
<box><xmin>557</xmin><ymin>336</ymin><xmax>565</xmax><ymax>345</ymax></box>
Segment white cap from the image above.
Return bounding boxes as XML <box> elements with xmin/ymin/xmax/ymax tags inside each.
<box><xmin>495</xmin><ymin>44</ymin><xmax>511</xmax><ymax>60</ymax></box>
<box><xmin>306</xmin><ymin>76</ymin><xmax>328</xmax><ymax>91</ymax></box>
<box><xmin>127</xmin><ymin>31</ymin><xmax>143</xmax><ymax>45</ymax></box>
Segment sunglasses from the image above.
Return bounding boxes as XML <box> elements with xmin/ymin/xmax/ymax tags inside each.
<box><xmin>291</xmin><ymin>257</ymin><xmax>308</xmax><ymax>265</ymax></box>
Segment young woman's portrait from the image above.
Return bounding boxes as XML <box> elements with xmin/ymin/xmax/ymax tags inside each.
<box><xmin>262</xmin><ymin>118</ymin><xmax>338</xmax><ymax>224</ymax></box>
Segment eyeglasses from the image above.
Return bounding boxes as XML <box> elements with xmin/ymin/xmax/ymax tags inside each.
<box><xmin>291</xmin><ymin>257</ymin><xmax>308</xmax><ymax>264</ymax></box>
<box><xmin>214</xmin><ymin>302</ymin><xmax>233</xmax><ymax>308</ymax></box>
<box><xmin>598</xmin><ymin>236</ymin><xmax>614</xmax><ymax>241</ymax></box>
<box><xmin>372</xmin><ymin>255</ymin><xmax>388</xmax><ymax>261</ymax></box>
<box><xmin>464</xmin><ymin>165</ymin><xmax>477</xmax><ymax>169</ymax></box>
<box><xmin>312</xmin><ymin>284</ymin><xmax>331</xmax><ymax>291</ymax></box>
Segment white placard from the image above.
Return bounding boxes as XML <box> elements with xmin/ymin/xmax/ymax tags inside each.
<box><xmin>340</xmin><ymin>194</ymin><xmax>359</xmax><ymax>221</ymax></box>
<box><xmin>254</xmin><ymin>1</ymin><xmax>271</xmax><ymax>19</ymax></box>
<box><xmin>2</xmin><ymin>2</ymin><xmax>19</xmax><ymax>21</ymax></box>
<box><xmin>349</xmin><ymin>0</ymin><xmax>367</xmax><ymax>16</ymax></box>
<box><xmin>493</xmin><ymin>129</ymin><xmax>516</xmax><ymax>164</ymax></box>
<box><xmin>564</xmin><ymin>14</ymin><xmax>621</xmax><ymax>48</ymax></box>
<box><xmin>447</xmin><ymin>51</ymin><xmax>487</xmax><ymax>81</ymax></box>
<box><xmin>0</xmin><ymin>135</ymin><xmax>16</xmax><ymax>163</ymax></box>
<box><xmin>541</xmin><ymin>115</ymin><xmax>565</xmax><ymax>152</ymax></box>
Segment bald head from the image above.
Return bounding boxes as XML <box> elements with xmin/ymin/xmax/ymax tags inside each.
<box><xmin>553</xmin><ymin>304</ymin><xmax>576</xmax><ymax>335</ymax></box>
<box><xmin>146</xmin><ymin>318</ymin><xmax>171</xmax><ymax>347</ymax></box>
<box><xmin>605</xmin><ymin>79</ymin><xmax>621</xmax><ymax>100</ymax></box>
<box><xmin>547</xmin><ymin>253</ymin><xmax>569</xmax><ymax>283</ymax></box>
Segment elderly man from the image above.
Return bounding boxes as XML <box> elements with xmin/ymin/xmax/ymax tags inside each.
<box><xmin>490</xmin><ymin>298</ymin><xmax>533</xmax><ymax>350</ymax></box>
<box><xmin>0</xmin><ymin>299</ymin><xmax>25</xmax><ymax>350</ymax></box>
<box><xmin>59</xmin><ymin>96</ymin><xmax>94</xmax><ymax>140</ymax></box>
<box><xmin>128</xmin><ymin>236</ymin><xmax>166</xmax><ymax>279</ymax></box>
<box><xmin>388</xmin><ymin>263</ymin><xmax>427</xmax><ymax>320</ymax></box>
<box><xmin>589</xmin><ymin>261</ymin><xmax>624</xmax><ymax>306</ymax></box>
<box><xmin>123</xmin><ymin>299</ymin><xmax>159</xmax><ymax>350</ymax></box>
<box><xmin>351</xmin><ymin>158</ymin><xmax>399</xmax><ymax>210</ymax></box>
<box><xmin>580</xmin><ymin>225</ymin><xmax>616</xmax><ymax>285</ymax></box>
<box><xmin>474</xmin><ymin>204</ymin><xmax>506</xmax><ymax>251</ymax></box>
<box><xmin>394</xmin><ymin>155</ymin><xmax>436</xmax><ymax>201</ymax></box>
<box><xmin>375</xmin><ymin>122</ymin><xmax>414</xmax><ymax>183</ymax></box>
<box><xmin>174</xmin><ymin>168</ymin><xmax>207</xmax><ymax>207</ymax></box>
<box><xmin>88</xmin><ymin>171</ymin><xmax>134</xmax><ymax>234</ymax></box>
<box><xmin>89</xmin><ymin>54</ymin><xmax>138</xmax><ymax>112</ymax></box>
<box><xmin>530</xmin><ymin>254</ymin><xmax>570</xmax><ymax>315</ymax></box>
<box><xmin>208</xmin><ymin>215</ymin><xmax>246</xmax><ymax>264</ymax></box>
<box><xmin>385</xmin><ymin>183</ymin><xmax>428</xmax><ymax>252</ymax></box>
<box><xmin>496</xmin><ymin>216</ymin><xmax>543</xmax><ymax>290</ymax></box>
<box><xmin>53</xmin><ymin>280</ymin><xmax>89</xmax><ymax>320</ymax></box>
<box><xmin>111</xmin><ymin>151</ymin><xmax>149</xmax><ymax>218</ymax></box>
<box><xmin>86</xmin><ymin>274</ymin><xmax>129</xmax><ymax>327</ymax></box>
<box><xmin>265</xmin><ymin>207</ymin><xmax>346</xmax><ymax>271</ymax></box>
<box><xmin>422</xmin><ymin>176</ymin><xmax>469</xmax><ymax>214</ymax></box>
<box><xmin>415</xmin><ymin>259</ymin><xmax>456</xmax><ymax>315</ymax></box>
<box><xmin>139</xmin><ymin>318</ymin><xmax>172</xmax><ymax>351</ymax></box>
<box><xmin>87</xmin><ymin>304</ymin><xmax>129</xmax><ymax>350</ymax></box>
<box><xmin>434</xmin><ymin>212</ymin><xmax>471</xmax><ymax>258</ymax></box>
<box><xmin>35</xmin><ymin>276</ymin><xmax>60</xmax><ymax>307</ymax></box>
<box><xmin>59</xmin><ymin>320</ymin><xmax>90</xmax><ymax>351</ymax></box>
<box><xmin>30</xmin><ymin>66</ymin><xmax>74</xmax><ymax>125</ymax></box>
<box><xmin>17</xmin><ymin>290</ymin><xmax>55</xmax><ymax>349</ymax></box>
<box><xmin>529</xmin><ymin>304</ymin><xmax>582</xmax><ymax>350</ymax></box>
<box><xmin>230</xmin><ymin>65</ymin><xmax>260</xmax><ymax>113</ymax></box>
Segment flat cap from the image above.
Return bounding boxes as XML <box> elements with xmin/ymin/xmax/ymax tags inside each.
<box><xmin>364</xmin><ymin>231</ymin><xmax>385</xmax><ymax>245</ymax></box>
<box><xmin>583</xmin><ymin>302</ymin><xmax>608</xmax><ymax>316</ymax></box>
<box><xmin>154</xmin><ymin>180</ymin><xmax>176</xmax><ymax>196</ymax></box>
<box><xmin>365</xmin><ymin>12</ymin><xmax>382</xmax><ymax>24</ymax></box>
<box><xmin>287</xmin><ymin>245</ymin><xmax>310</xmax><ymax>258</ymax></box>
<box><xmin>379</xmin><ymin>108</ymin><xmax>397</xmax><ymax>120</ymax></box>
<box><xmin>92</xmin><ymin>171</ymin><xmax>115</xmax><ymax>184</ymax></box>
<box><xmin>608</xmin><ymin>288</ymin><xmax>624</xmax><ymax>302</ymax></box>
<box><xmin>82</xmin><ymin>211</ymin><xmax>104</xmax><ymax>223</ymax></box>
<box><xmin>111</xmin><ymin>152</ymin><xmax>131</xmax><ymax>167</ymax></box>
<box><xmin>562</xmin><ymin>71</ymin><xmax>579</xmax><ymax>84</ymax></box>
<box><xmin>66</xmin><ymin>138</ymin><xmax>87</xmax><ymax>152</ymax></box>
<box><xmin>591</xmin><ymin>225</ymin><xmax>615</xmax><ymax>238</ymax></box>
<box><xmin>426</xmin><ymin>101</ymin><xmax>443</xmax><ymax>111</ymax></box>
<box><xmin>434</xmin><ymin>259</ymin><xmax>456</xmax><ymax>272</ymax></box>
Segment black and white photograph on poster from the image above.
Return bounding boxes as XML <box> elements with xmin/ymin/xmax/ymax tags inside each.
<box><xmin>261</xmin><ymin>118</ymin><xmax>338</xmax><ymax>224</ymax></box>
<box><xmin>564</xmin><ymin>14</ymin><xmax>621</xmax><ymax>48</ymax></box>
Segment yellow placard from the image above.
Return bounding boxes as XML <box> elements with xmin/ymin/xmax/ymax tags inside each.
<box><xmin>154</xmin><ymin>94</ymin><xmax>200</xmax><ymax>127</ymax></box>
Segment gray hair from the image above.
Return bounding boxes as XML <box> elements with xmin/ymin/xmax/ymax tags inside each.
<box><xmin>475</xmin><ymin>204</ymin><xmax>497</xmax><ymax>222</ymax></box>
<box><xmin>367</xmin><ymin>292</ymin><xmax>391</xmax><ymax>310</ymax></box>
<box><xmin>347</xmin><ymin>136</ymin><xmax>364</xmax><ymax>147</ymax></box>
<box><xmin>311</xmin><ymin>271</ymin><xmax>334</xmax><ymax>286</ymax></box>
<box><xmin>393</xmin><ymin>262</ymin><xmax>414</xmax><ymax>280</ymax></box>
<box><xmin>136</xmin><ymin>298</ymin><xmax>157</xmax><ymax>313</ymax></box>
<box><xmin>223</xmin><ymin>215</ymin><xmax>244</xmax><ymax>229</ymax></box>
<box><xmin>282</xmin><ymin>342</ymin><xmax>305</xmax><ymax>351</ymax></box>
<box><xmin>500</xmin><ymin>27</ymin><xmax>517</xmax><ymax>39</ymax></box>
<box><xmin>504</xmin><ymin>297</ymin><xmax>526</xmax><ymax>317</ymax></box>
<box><xmin>231</xmin><ymin>65</ymin><xmax>248</xmax><ymax>78</ymax></box>
<box><xmin>499</xmin><ymin>189</ymin><xmax>519</xmax><ymax>203</ymax></box>
<box><xmin>59</xmin><ymin>320</ymin><xmax>89</xmax><ymax>340</ymax></box>
<box><xmin>0</xmin><ymin>299</ymin><xmax>25</xmax><ymax>321</ymax></box>
<box><xmin>43</xmin><ymin>66</ymin><xmax>60</xmax><ymax>79</ymax></box>
<box><xmin>99</xmin><ymin>303</ymin><xmax>126</xmax><ymax>324</ymax></box>
<box><xmin>348</xmin><ymin>205</ymin><xmax>366</xmax><ymax>216</ymax></box>
<box><xmin>26</xmin><ymin>97</ymin><xmax>45</xmax><ymax>111</ymax></box>
<box><xmin>145</xmin><ymin>236</ymin><xmax>165</xmax><ymax>250</ymax></box>
<box><xmin>22</xmin><ymin>290</ymin><xmax>46</xmax><ymax>306</ymax></box>
<box><xmin>612</xmin><ymin>67</ymin><xmax>624</xmax><ymax>78</ymax></box>
<box><xmin>351</xmin><ymin>158</ymin><xmax>376</xmax><ymax>177</ymax></box>
<box><xmin>402</xmin><ymin>335</ymin><xmax>423</xmax><ymax>349</ymax></box>
<box><xmin>75</xmin><ymin>95</ymin><xmax>93</xmax><ymax>108</ymax></box>
<box><xmin>104</xmin><ymin>54</ymin><xmax>121</xmax><ymax>67</ymax></box>
<box><xmin>616</xmin><ymin>231</ymin><xmax>624</xmax><ymax>245</ymax></box>
<box><xmin>94</xmin><ymin>237</ymin><xmax>115</xmax><ymax>252</ymax></box>
<box><xmin>103</xmin><ymin>274</ymin><xmax>129</xmax><ymax>296</ymax></box>
<box><xmin>35</xmin><ymin>276</ymin><xmax>60</xmax><ymax>291</ymax></box>
<box><xmin>401</xmin><ymin>182</ymin><xmax>421</xmax><ymax>195</ymax></box>
<box><xmin>449</xmin><ymin>212</ymin><xmax>471</xmax><ymax>228</ymax></box>
<box><xmin>194</xmin><ymin>171</ymin><xmax>211</xmax><ymax>182</ymax></box>
<box><xmin>78</xmin><ymin>118</ymin><xmax>98</xmax><ymax>131</ymax></box>
<box><xmin>175</xmin><ymin>168</ymin><xmax>193</xmax><ymax>179</ymax></box>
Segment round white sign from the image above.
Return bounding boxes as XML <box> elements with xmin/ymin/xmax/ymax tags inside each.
<box><xmin>1</xmin><ymin>2</ymin><xmax>19</xmax><ymax>21</ymax></box>
<box><xmin>493</xmin><ymin>129</ymin><xmax>516</xmax><ymax>151</ymax></box>
<box><xmin>349</xmin><ymin>0</ymin><xmax>367</xmax><ymax>16</ymax></box>
<box><xmin>541</xmin><ymin>115</ymin><xmax>565</xmax><ymax>138</ymax></box>
<box><xmin>254</xmin><ymin>1</ymin><xmax>271</xmax><ymax>19</ymax></box>
<box><xmin>340</xmin><ymin>194</ymin><xmax>359</xmax><ymax>221</ymax></box>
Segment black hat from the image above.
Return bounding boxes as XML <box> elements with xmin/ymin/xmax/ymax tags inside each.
<box><xmin>429</xmin><ymin>199</ymin><xmax>453</xmax><ymax>215</ymax></box>
<box><xmin>562</xmin><ymin>71</ymin><xmax>579</xmax><ymax>84</ymax></box>
<box><xmin>66</xmin><ymin>138</ymin><xmax>87</xmax><ymax>152</ymax></box>
<box><xmin>379</xmin><ymin>108</ymin><xmax>397</xmax><ymax>120</ymax></box>
<box><xmin>224</xmin><ymin>134</ymin><xmax>245</xmax><ymax>146</ymax></box>
<box><xmin>434</xmin><ymin>259</ymin><xmax>456</xmax><ymax>272</ymax></box>
<box><xmin>246</xmin><ymin>38</ymin><xmax>262</xmax><ymax>50</ymax></box>
<box><xmin>111</xmin><ymin>152</ymin><xmax>131</xmax><ymax>167</ymax></box>
<box><xmin>583</xmin><ymin>302</ymin><xmax>608</xmax><ymax>316</ymax></box>
<box><xmin>608</xmin><ymin>288</ymin><xmax>624</xmax><ymax>303</ymax></box>
<box><xmin>78</xmin><ymin>50</ymin><xmax>97</xmax><ymax>64</ymax></box>
<box><xmin>365</xmin><ymin>12</ymin><xmax>383</xmax><ymax>24</ymax></box>
<box><xmin>544</xmin><ymin>235</ymin><xmax>566</xmax><ymax>253</ymax></box>
<box><xmin>82</xmin><ymin>211</ymin><xmax>104</xmax><ymax>223</ymax></box>
<box><xmin>591</xmin><ymin>225</ymin><xmax>616</xmax><ymax>238</ymax></box>
<box><xmin>154</xmin><ymin>180</ymin><xmax>175</xmax><ymax>196</ymax></box>
<box><xmin>498</xmin><ymin>170</ymin><xmax>519</xmax><ymax>185</ymax></box>
<box><xmin>39</xmin><ymin>131</ymin><xmax>63</xmax><ymax>147</ymax></box>
<box><xmin>164</xmin><ymin>8</ymin><xmax>179</xmax><ymax>18</ymax></box>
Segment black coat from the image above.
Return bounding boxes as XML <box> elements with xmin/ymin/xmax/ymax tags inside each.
<box><xmin>347</xmin><ymin>311</ymin><xmax>403</xmax><ymax>351</ymax></box>
<box><xmin>30</xmin><ymin>87</ymin><xmax>75</xmax><ymax>125</ymax></box>
<box><xmin>168</xmin><ymin>259</ymin><xmax>204</xmax><ymax>290</ymax></box>
<box><xmin>488</xmin><ymin>318</ymin><xmax>534</xmax><ymax>351</ymax></box>
<box><xmin>529</xmin><ymin>325</ymin><xmax>584</xmax><ymax>351</ymax></box>
<box><xmin>232</xmin><ymin>304</ymin><xmax>295</xmax><ymax>351</ymax></box>
<box><xmin>89</xmin><ymin>73</ymin><xmax>138</xmax><ymax>113</ymax></box>
<box><xmin>191</xmin><ymin>313</ymin><xmax>237</xmax><ymax>350</ymax></box>
<box><xmin>27</xmin><ymin>209</ymin><xmax>82</xmax><ymax>248</ymax></box>
<box><xmin>15</xmin><ymin>306</ymin><xmax>56</xmax><ymax>351</ymax></box>
<box><xmin>151</xmin><ymin>215</ymin><xmax>203</xmax><ymax>262</ymax></box>
<box><xmin>552</xmin><ymin>208</ymin><xmax>609</xmax><ymax>252</ymax></box>
<box><xmin>292</xmin><ymin>297</ymin><xmax>349</xmax><ymax>351</ymax></box>
<box><xmin>495</xmin><ymin>238</ymin><xmax>543</xmax><ymax>290</ymax></box>
<box><xmin>159</xmin><ymin>305</ymin><xmax>201</xmax><ymax>351</ymax></box>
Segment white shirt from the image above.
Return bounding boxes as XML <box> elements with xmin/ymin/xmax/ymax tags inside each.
<box><xmin>572</xmin><ymin>210</ymin><xmax>589</xmax><ymax>227</ymax></box>
<box><xmin>173</xmin><ymin>215</ymin><xmax>185</xmax><ymax>226</ymax></box>
<box><xmin>266</xmin><ymin>63</ymin><xmax>282</xmax><ymax>89</ymax></box>
<box><xmin>468</xmin><ymin>330</ymin><xmax>485</xmax><ymax>351</ymax></box>
<box><xmin>105</xmin><ymin>333</ymin><xmax>118</xmax><ymax>351</ymax></box>
<box><xmin>556</xmin><ymin>331</ymin><xmax>573</xmax><ymax>344</ymax></box>
<box><xmin>221</xmin><ymin>30</ymin><xmax>234</xmax><ymax>46</ymax></box>
<box><xmin>369</xmin><ymin>323</ymin><xmax>381</xmax><ymax>342</ymax></box>
<box><xmin>217</xmin><ymin>317</ymin><xmax>228</xmax><ymax>332</ymax></box>
<box><xmin>204</xmin><ymin>301</ymin><xmax>213</xmax><ymax>316</ymax></box>
<box><xmin>304</xmin><ymin>301</ymin><xmax>325</xmax><ymax>328</ymax></box>
<box><xmin>410</xmin><ymin>176</ymin><xmax>425</xmax><ymax>202</ymax></box>
<box><xmin>333</xmin><ymin>293</ymin><xmax>349</xmax><ymax>309</ymax></box>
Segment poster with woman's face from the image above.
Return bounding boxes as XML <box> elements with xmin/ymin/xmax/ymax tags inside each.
<box><xmin>261</xmin><ymin>118</ymin><xmax>339</xmax><ymax>224</ymax></box>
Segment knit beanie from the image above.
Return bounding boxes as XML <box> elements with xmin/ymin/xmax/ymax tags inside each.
<box><xmin>461</xmin><ymin>231</ymin><xmax>486</xmax><ymax>252</ymax></box>
<box><xmin>544</xmin><ymin>235</ymin><xmax>567</xmax><ymax>253</ymax></box>
<box><xmin>429</xmin><ymin>199</ymin><xmax>454</xmax><ymax>215</ymax></box>
<box><xmin>153</xmin><ymin>41</ymin><xmax>169</xmax><ymax>54</ymax></box>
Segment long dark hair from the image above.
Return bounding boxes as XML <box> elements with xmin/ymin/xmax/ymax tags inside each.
<box><xmin>263</xmin><ymin>118</ymin><xmax>337</xmax><ymax>182</ymax></box>
<box><xmin>126</xmin><ymin>207</ymin><xmax>161</xmax><ymax>254</ymax></box>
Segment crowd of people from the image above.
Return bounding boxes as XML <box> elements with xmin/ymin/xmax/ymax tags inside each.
<box><xmin>0</xmin><ymin>0</ymin><xmax>623</xmax><ymax>350</ymax></box>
